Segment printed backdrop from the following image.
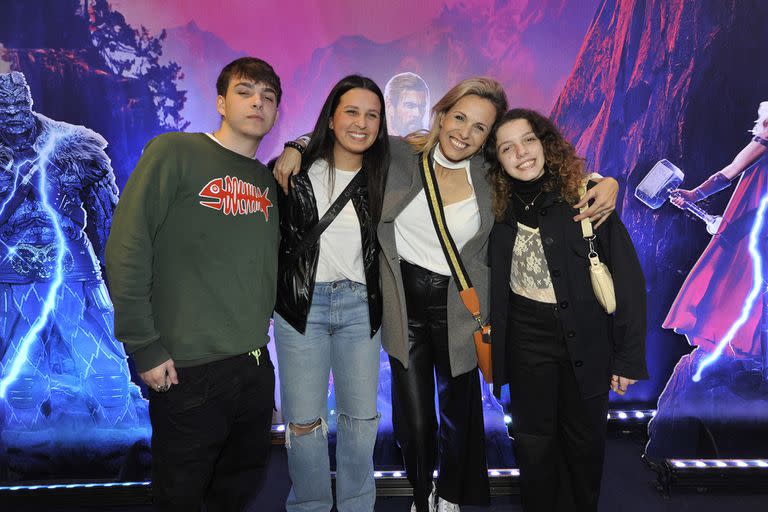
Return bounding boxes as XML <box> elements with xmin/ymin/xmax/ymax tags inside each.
<box><xmin>0</xmin><ymin>0</ymin><xmax>767</xmax><ymax>482</ymax></box>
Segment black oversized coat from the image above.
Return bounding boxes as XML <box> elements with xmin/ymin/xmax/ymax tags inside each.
<box><xmin>489</xmin><ymin>186</ymin><xmax>649</xmax><ymax>399</ymax></box>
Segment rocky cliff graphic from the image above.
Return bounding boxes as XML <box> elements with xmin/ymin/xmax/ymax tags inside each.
<box><xmin>551</xmin><ymin>0</ymin><xmax>768</xmax><ymax>457</ymax></box>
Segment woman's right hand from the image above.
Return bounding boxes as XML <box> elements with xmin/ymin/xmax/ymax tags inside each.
<box><xmin>669</xmin><ymin>188</ymin><xmax>697</xmax><ymax>208</ymax></box>
<box><xmin>273</xmin><ymin>146</ymin><xmax>303</xmax><ymax>194</ymax></box>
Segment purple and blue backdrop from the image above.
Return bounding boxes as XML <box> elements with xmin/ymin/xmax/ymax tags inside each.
<box><xmin>0</xmin><ymin>0</ymin><xmax>767</xmax><ymax>482</ymax></box>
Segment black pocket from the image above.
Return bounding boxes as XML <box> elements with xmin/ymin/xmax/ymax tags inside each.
<box><xmin>160</xmin><ymin>364</ymin><xmax>209</xmax><ymax>413</ymax></box>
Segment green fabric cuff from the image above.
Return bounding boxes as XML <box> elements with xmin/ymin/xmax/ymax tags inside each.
<box><xmin>130</xmin><ymin>341</ymin><xmax>171</xmax><ymax>373</ymax></box>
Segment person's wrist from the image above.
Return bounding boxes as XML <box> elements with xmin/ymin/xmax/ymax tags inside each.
<box><xmin>753</xmin><ymin>135</ymin><xmax>768</xmax><ymax>149</ymax></box>
<box><xmin>693</xmin><ymin>172</ymin><xmax>730</xmax><ymax>201</ymax></box>
<box><xmin>284</xmin><ymin>140</ymin><xmax>305</xmax><ymax>154</ymax></box>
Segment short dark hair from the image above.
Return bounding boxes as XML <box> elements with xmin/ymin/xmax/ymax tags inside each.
<box><xmin>216</xmin><ymin>57</ymin><xmax>282</xmax><ymax>105</ymax></box>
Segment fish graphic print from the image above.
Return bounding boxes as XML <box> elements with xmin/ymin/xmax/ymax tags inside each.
<box><xmin>198</xmin><ymin>175</ymin><xmax>272</xmax><ymax>221</ymax></box>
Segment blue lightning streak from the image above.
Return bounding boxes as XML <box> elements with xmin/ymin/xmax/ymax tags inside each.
<box><xmin>0</xmin><ymin>158</ymin><xmax>36</xmax><ymax>265</ymax></box>
<box><xmin>0</xmin><ymin>136</ymin><xmax>66</xmax><ymax>399</ymax></box>
<box><xmin>693</xmin><ymin>194</ymin><xmax>768</xmax><ymax>382</ymax></box>
<box><xmin>0</xmin><ymin>157</ymin><xmax>27</xmax><ymax>221</ymax></box>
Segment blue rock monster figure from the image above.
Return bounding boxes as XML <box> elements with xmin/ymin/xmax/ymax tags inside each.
<box><xmin>0</xmin><ymin>72</ymin><xmax>149</xmax><ymax>477</ymax></box>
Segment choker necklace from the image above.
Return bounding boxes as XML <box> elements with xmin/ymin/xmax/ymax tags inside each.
<box><xmin>511</xmin><ymin>190</ymin><xmax>543</xmax><ymax>211</ymax></box>
<box><xmin>433</xmin><ymin>143</ymin><xmax>470</xmax><ymax>170</ymax></box>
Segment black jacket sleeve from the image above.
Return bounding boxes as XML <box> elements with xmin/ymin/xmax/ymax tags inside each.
<box><xmin>601</xmin><ymin>214</ymin><xmax>649</xmax><ymax>380</ymax></box>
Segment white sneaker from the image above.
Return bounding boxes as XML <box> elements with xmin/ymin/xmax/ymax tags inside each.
<box><xmin>436</xmin><ymin>496</ymin><xmax>460</xmax><ymax>512</ymax></box>
<box><xmin>410</xmin><ymin>482</ymin><xmax>437</xmax><ymax>512</ymax></box>
<box><xmin>429</xmin><ymin>483</ymin><xmax>437</xmax><ymax>512</ymax></box>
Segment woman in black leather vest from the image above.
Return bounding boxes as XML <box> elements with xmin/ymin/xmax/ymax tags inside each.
<box><xmin>273</xmin><ymin>75</ymin><xmax>389</xmax><ymax>512</ymax></box>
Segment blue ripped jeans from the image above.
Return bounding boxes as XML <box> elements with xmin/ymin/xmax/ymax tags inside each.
<box><xmin>275</xmin><ymin>280</ymin><xmax>381</xmax><ymax>512</ymax></box>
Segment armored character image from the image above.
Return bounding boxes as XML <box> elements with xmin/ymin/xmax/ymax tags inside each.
<box><xmin>0</xmin><ymin>71</ymin><xmax>148</xmax><ymax>472</ymax></box>
<box><xmin>646</xmin><ymin>103</ymin><xmax>768</xmax><ymax>460</ymax></box>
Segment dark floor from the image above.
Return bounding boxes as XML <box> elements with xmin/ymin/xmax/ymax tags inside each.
<box><xmin>11</xmin><ymin>430</ymin><xmax>768</xmax><ymax>512</ymax></box>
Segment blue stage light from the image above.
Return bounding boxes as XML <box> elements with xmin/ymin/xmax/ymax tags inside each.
<box><xmin>667</xmin><ymin>459</ymin><xmax>768</xmax><ymax>469</ymax></box>
<box><xmin>0</xmin><ymin>481</ymin><xmax>150</xmax><ymax>491</ymax></box>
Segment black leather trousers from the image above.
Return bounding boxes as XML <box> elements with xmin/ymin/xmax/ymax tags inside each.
<box><xmin>390</xmin><ymin>260</ymin><xmax>489</xmax><ymax>511</ymax></box>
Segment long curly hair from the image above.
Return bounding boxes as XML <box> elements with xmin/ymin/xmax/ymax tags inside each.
<box><xmin>485</xmin><ymin>109</ymin><xmax>587</xmax><ymax>221</ymax></box>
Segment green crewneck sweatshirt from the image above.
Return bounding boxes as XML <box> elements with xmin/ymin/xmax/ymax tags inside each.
<box><xmin>106</xmin><ymin>132</ymin><xmax>279</xmax><ymax>372</ymax></box>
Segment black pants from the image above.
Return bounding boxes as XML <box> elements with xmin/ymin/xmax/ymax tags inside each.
<box><xmin>507</xmin><ymin>293</ymin><xmax>608</xmax><ymax>512</ymax></box>
<box><xmin>149</xmin><ymin>350</ymin><xmax>275</xmax><ymax>512</ymax></box>
<box><xmin>390</xmin><ymin>261</ymin><xmax>489</xmax><ymax>511</ymax></box>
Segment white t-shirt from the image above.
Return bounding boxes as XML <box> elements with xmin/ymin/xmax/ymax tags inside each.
<box><xmin>308</xmin><ymin>160</ymin><xmax>366</xmax><ymax>284</ymax></box>
<box><xmin>395</xmin><ymin>165</ymin><xmax>480</xmax><ymax>276</ymax></box>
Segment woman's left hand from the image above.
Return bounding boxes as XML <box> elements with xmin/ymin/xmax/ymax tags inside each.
<box><xmin>573</xmin><ymin>177</ymin><xmax>619</xmax><ymax>228</ymax></box>
<box><xmin>610</xmin><ymin>374</ymin><xmax>637</xmax><ymax>395</ymax></box>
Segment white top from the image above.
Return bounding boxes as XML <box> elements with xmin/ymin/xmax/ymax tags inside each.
<box><xmin>395</xmin><ymin>164</ymin><xmax>480</xmax><ymax>276</ymax></box>
<box><xmin>510</xmin><ymin>223</ymin><xmax>556</xmax><ymax>303</ymax></box>
<box><xmin>308</xmin><ymin>160</ymin><xmax>366</xmax><ymax>284</ymax></box>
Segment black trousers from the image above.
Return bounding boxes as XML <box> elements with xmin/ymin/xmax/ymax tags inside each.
<box><xmin>149</xmin><ymin>350</ymin><xmax>275</xmax><ymax>512</ymax></box>
<box><xmin>390</xmin><ymin>261</ymin><xmax>489</xmax><ymax>511</ymax></box>
<box><xmin>507</xmin><ymin>293</ymin><xmax>609</xmax><ymax>512</ymax></box>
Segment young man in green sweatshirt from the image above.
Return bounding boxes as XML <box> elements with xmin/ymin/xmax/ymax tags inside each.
<box><xmin>105</xmin><ymin>57</ymin><xmax>281</xmax><ymax>511</ymax></box>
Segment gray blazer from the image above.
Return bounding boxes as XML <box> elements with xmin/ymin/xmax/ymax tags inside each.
<box><xmin>378</xmin><ymin>137</ymin><xmax>493</xmax><ymax>377</ymax></box>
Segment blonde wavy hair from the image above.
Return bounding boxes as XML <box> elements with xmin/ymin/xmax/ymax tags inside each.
<box><xmin>406</xmin><ymin>77</ymin><xmax>508</xmax><ymax>153</ymax></box>
<box><xmin>485</xmin><ymin>109</ymin><xmax>587</xmax><ymax>221</ymax></box>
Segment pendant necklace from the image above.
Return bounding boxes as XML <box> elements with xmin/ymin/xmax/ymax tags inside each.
<box><xmin>511</xmin><ymin>190</ymin><xmax>543</xmax><ymax>211</ymax></box>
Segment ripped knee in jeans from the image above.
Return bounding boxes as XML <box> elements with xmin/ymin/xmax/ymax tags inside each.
<box><xmin>285</xmin><ymin>417</ymin><xmax>328</xmax><ymax>448</ymax></box>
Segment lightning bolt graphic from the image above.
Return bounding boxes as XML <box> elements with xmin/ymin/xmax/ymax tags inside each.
<box><xmin>0</xmin><ymin>156</ymin><xmax>30</xmax><ymax>220</ymax></box>
<box><xmin>0</xmin><ymin>134</ymin><xmax>66</xmax><ymax>398</ymax></box>
<box><xmin>693</xmin><ymin>194</ymin><xmax>768</xmax><ymax>382</ymax></box>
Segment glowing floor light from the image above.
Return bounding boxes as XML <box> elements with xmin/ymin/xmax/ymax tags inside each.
<box><xmin>668</xmin><ymin>459</ymin><xmax>768</xmax><ymax>469</ymax></box>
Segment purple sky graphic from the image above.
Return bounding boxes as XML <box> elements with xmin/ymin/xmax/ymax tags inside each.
<box><xmin>112</xmin><ymin>0</ymin><xmax>599</xmax><ymax>159</ymax></box>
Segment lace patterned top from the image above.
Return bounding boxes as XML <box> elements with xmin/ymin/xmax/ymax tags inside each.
<box><xmin>510</xmin><ymin>223</ymin><xmax>556</xmax><ymax>303</ymax></box>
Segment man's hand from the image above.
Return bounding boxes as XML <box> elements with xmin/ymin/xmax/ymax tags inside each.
<box><xmin>273</xmin><ymin>146</ymin><xmax>303</xmax><ymax>194</ymax></box>
<box><xmin>140</xmin><ymin>358</ymin><xmax>179</xmax><ymax>392</ymax></box>
<box><xmin>574</xmin><ymin>177</ymin><xmax>619</xmax><ymax>228</ymax></box>
<box><xmin>610</xmin><ymin>374</ymin><xmax>637</xmax><ymax>396</ymax></box>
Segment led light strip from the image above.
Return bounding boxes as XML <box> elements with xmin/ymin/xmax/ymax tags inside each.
<box><xmin>607</xmin><ymin>409</ymin><xmax>656</xmax><ymax>421</ymax></box>
<box><xmin>0</xmin><ymin>481</ymin><xmax>150</xmax><ymax>491</ymax></box>
<box><xmin>669</xmin><ymin>459</ymin><xmax>768</xmax><ymax>469</ymax></box>
<box><xmin>372</xmin><ymin>469</ymin><xmax>520</xmax><ymax>479</ymax></box>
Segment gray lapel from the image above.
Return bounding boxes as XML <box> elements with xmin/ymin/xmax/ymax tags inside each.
<box><xmin>380</xmin><ymin>151</ymin><xmax>423</xmax><ymax>223</ymax></box>
<box><xmin>462</xmin><ymin>153</ymin><xmax>492</xmax><ymax>253</ymax></box>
